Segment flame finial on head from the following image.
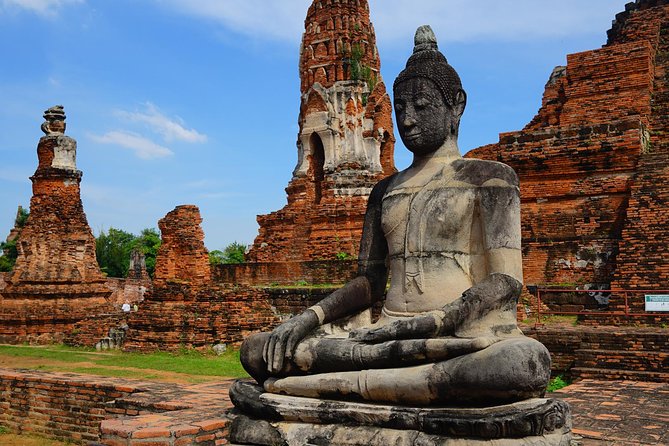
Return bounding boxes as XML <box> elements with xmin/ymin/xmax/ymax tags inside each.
<box><xmin>414</xmin><ymin>25</ymin><xmax>438</xmax><ymax>53</ymax></box>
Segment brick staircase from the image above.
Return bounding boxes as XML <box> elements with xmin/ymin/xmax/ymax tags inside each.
<box><xmin>571</xmin><ymin>329</ymin><xmax>669</xmax><ymax>382</ymax></box>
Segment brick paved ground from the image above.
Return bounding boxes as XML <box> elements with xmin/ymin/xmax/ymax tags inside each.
<box><xmin>553</xmin><ymin>379</ymin><xmax>669</xmax><ymax>445</ymax></box>
<box><xmin>3</xmin><ymin>368</ymin><xmax>667</xmax><ymax>445</ymax></box>
<box><xmin>101</xmin><ymin>378</ymin><xmax>668</xmax><ymax>446</ymax></box>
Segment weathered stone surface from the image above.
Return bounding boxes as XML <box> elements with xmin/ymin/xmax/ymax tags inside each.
<box><xmin>232</xmin><ymin>420</ymin><xmax>572</xmax><ymax>446</ymax></box>
<box><xmin>127</xmin><ymin>249</ymin><xmax>151</xmax><ymax>281</ymax></box>
<box><xmin>0</xmin><ymin>106</ymin><xmax>112</xmax><ymax>344</ymax></box>
<box><xmin>466</xmin><ymin>1</ymin><xmax>669</xmax><ymax>322</ymax></box>
<box><xmin>229</xmin><ymin>383</ymin><xmax>572</xmax><ymax>445</ymax></box>
<box><xmin>248</xmin><ymin>0</ymin><xmax>395</xmax><ymax>264</ymax></box>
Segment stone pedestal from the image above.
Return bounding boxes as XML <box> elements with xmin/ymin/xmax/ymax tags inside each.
<box><xmin>228</xmin><ymin>381</ymin><xmax>572</xmax><ymax>446</ymax></box>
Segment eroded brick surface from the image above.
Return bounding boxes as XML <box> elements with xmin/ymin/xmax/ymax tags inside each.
<box><xmin>467</xmin><ymin>1</ymin><xmax>669</xmax><ymax>323</ymax></box>
<box><xmin>154</xmin><ymin>205</ymin><xmax>211</xmax><ymax>288</ymax></box>
<box><xmin>0</xmin><ymin>368</ymin><xmax>235</xmax><ymax>446</ymax></box>
<box><xmin>123</xmin><ymin>283</ymin><xmax>280</xmax><ymax>351</ymax></box>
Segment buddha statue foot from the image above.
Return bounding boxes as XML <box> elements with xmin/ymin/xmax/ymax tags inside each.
<box><xmin>228</xmin><ymin>380</ymin><xmax>572</xmax><ymax>445</ymax></box>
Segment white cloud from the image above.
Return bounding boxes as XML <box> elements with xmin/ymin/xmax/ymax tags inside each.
<box><xmin>155</xmin><ymin>0</ymin><xmax>310</xmax><ymax>42</ymax></box>
<box><xmin>155</xmin><ymin>0</ymin><xmax>624</xmax><ymax>44</ymax></box>
<box><xmin>115</xmin><ymin>102</ymin><xmax>207</xmax><ymax>144</ymax></box>
<box><xmin>1</xmin><ymin>0</ymin><xmax>83</xmax><ymax>17</ymax></box>
<box><xmin>89</xmin><ymin>131</ymin><xmax>174</xmax><ymax>160</ymax></box>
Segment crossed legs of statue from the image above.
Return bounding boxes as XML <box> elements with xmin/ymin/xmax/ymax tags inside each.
<box><xmin>241</xmin><ymin>332</ymin><xmax>551</xmax><ymax>406</ymax></box>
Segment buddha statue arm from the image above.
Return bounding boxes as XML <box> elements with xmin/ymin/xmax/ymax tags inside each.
<box><xmin>263</xmin><ymin>178</ymin><xmax>391</xmax><ymax>373</ymax></box>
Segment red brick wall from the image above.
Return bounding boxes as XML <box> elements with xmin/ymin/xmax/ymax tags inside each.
<box><xmin>612</xmin><ymin>8</ymin><xmax>669</xmax><ymax>296</ymax></box>
<box><xmin>123</xmin><ymin>283</ymin><xmax>280</xmax><ymax>351</ymax></box>
<box><xmin>0</xmin><ymin>296</ymin><xmax>113</xmax><ymax>344</ymax></box>
<box><xmin>0</xmin><ymin>369</ymin><xmax>139</xmax><ymax>444</ymax></box>
<box><xmin>522</xmin><ymin>324</ymin><xmax>669</xmax><ymax>379</ymax></box>
<box><xmin>105</xmin><ymin>277</ymin><xmax>151</xmax><ymax>306</ymax></box>
<box><xmin>212</xmin><ymin>260</ymin><xmax>357</xmax><ymax>286</ymax></box>
<box><xmin>467</xmin><ymin>2</ymin><xmax>669</xmax><ymax>314</ymax></box>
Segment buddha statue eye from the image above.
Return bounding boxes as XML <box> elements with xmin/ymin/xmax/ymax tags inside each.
<box><xmin>395</xmin><ymin>102</ymin><xmax>405</xmax><ymax>112</ymax></box>
<box><xmin>415</xmin><ymin>98</ymin><xmax>430</xmax><ymax>109</ymax></box>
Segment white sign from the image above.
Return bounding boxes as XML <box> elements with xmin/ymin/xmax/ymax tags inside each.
<box><xmin>645</xmin><ymin>295</ymin><xmax>669</xmax><ymax>312</ymax></box>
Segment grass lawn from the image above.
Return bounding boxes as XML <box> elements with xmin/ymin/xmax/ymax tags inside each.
<box><xmin>0</xmin><ymin>431</ymin><xmax>73</xmax><ymax>446</ymax></box>
<box><xmin>0</xmin><ymin>344</ymin><xmax>248</xmax><ymax>384</ymax></box>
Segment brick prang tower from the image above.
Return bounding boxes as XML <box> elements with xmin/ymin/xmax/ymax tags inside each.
<box><xmin>248</xmin><ymin>0</ymin><xmax>395</xmax><ymax>263</ymax></box>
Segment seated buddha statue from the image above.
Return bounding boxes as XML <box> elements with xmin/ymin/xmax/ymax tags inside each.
<box><xmin>240</xmin><ymin>25</ymin><xmax>551</xmax><ymax>407</ymax></box>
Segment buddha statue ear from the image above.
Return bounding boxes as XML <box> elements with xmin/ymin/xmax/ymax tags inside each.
<box><xmin>454</xmin><ymin>89</ymin><xmax>466</xmax><ymax>118</ymax></box>
<box><xmin>451</xmin><ymin>89</ymin><xmax>467</xmax><ymax>134</ymax></box>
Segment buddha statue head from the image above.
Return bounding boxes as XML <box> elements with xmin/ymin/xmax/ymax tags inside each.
<box><xmin>393</xmin><ymin>26</ymin><xmax>467</xmax><ymax>155</ymax></box>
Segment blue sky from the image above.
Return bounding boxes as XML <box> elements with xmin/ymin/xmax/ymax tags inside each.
<box><xmin>0</xmin><ymin>0</ymin><xmax>632</xmax><ymax>251</ymax></box>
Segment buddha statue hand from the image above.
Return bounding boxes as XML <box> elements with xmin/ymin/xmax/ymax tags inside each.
<box><xmin>349</xmin><ymin>273</ymin><xmax>522</xmax><ymax>343</ymax></box>
<box><xmin>264</xmin><ymin>309</ymin><xmax>320</xmax><ymax>374</ymax></box>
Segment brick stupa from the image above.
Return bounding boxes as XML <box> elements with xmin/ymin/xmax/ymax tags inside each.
<box><xmin>248</xmin><ymin>0</ymin><xmax>395</xmax><ymax>262</ymax></box>
<box><xmin>467</xmin><ymin>0</ymin><xmax>669</xmax><ymax>318</ymax></box>
<box><xmin>0</xmin><ymin>106</ymin><xmax>111</xmax><ymax>343</ymax></box>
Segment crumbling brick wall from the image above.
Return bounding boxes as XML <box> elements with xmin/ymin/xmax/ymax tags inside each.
<box><xmin>467</xmin><ymin>1</ymin><xmax>669</xmax><ymax>318</ymax></box>
<box><xmin>153</xmin><ymin>205</ymin><xmax>211</xmax><ymax>287</ymax></box>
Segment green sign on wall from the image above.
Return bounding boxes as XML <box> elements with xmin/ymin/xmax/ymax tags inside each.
<box><xmin>645</xmin><ymin>295</ymin><xmax>669</xmax><ymax>312</ymax></box>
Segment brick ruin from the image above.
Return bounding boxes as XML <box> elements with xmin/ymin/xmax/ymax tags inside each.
<box><xmin>127</xmin><ymin>249</ymin><xmax>150</xmax><ymax>282</ymax></box>
<box><xmin>0</xmin><ymin>107</ymin><xmax>113</xmax><ymax>343</ymax></box>
<box><xmin>153</xmin><ymin>205</ymin><xmax>212</xmax><ymax>287</ymax></box>
<box><xmin>467</xmin><ymin>0</ymin><xmax>669</xmax><ymax>319</ymax></box>
<box><xmin>247</xmin><ymin>0</ymin><xmax>395</xmax><ymax>263</ymax></box>
<box><xmin>124</xmin><ymin>205</ymin><xmax>280</xmax><ymax>351</ymax></box>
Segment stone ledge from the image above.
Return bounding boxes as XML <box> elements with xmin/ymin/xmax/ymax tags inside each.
<box><xmin>229</xmin><ymin>381</ymin><xmax>572</xmax><ymax>444</ymax></box>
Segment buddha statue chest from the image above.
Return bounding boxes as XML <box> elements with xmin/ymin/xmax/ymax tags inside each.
<box><xmin>381</xmin><ymin>170</ymin><xmax>487</xmax><ymax>314</ymax></box>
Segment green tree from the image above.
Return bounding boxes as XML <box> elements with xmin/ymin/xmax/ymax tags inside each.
<box><xmin>208</xmin><ymin>249</ymin><xmax>225</xmax><ymax>265</ymax></box>
<box><xmin>221</xmin><ymin>242</ymin><xmax>246</xmax><ymax>264</ymax></box>
<box><xmin>131</xmin><ymin>228</ymin><xmax>161</xmax><ymax>277</ymax></box>
<box><xmin>95</xmin><ymin>227</ymin><xmax>137</xmax><ymax>278</ymax></box>
<box><xmin>0</xmin><ymin>206</ymin><xmax>29</xmax><ymax>272</ymax></box>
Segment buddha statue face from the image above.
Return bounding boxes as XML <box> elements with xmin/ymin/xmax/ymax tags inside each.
<box><xmin>394</xmin><ymin>77</ymin><xmax>453</xmax><ymax>156</ymax></box>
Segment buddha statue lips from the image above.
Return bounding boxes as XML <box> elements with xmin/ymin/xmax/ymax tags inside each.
<box><xmin>239</xmin><ymin>25</ymin><xmax>551</xmax><ymax>407</ymax></box>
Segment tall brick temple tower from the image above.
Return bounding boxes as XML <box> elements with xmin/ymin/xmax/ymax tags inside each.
<box><xmin>467</xmin><ymin>0</ymin><xmax>669</xmax><ymax>313</ymax></box>
<box><xmin>0</xmin><ymin>106</ymin><xmax>111</xmax><ymax>343</ymax></box>
<box><xmin>248</xmin><ymin>0</ymin><xmax>395</xmax><ymax>262</ymax></box>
